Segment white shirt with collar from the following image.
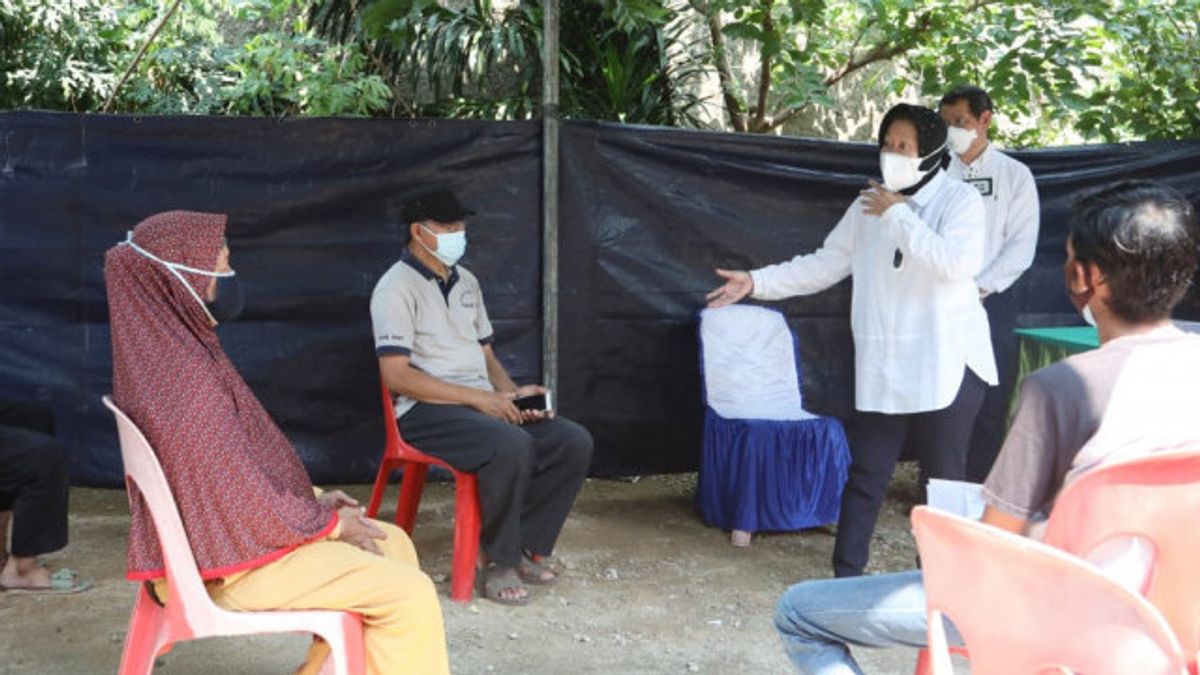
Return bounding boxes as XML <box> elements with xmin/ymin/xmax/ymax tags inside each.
<box><xmin>749</xmin><ymin>170</ymin><xmax>997</xmax><ymax>415</ymax></box>
<box><xmin>947</xmin><ymin>143</ymin><xmax>1040</xmax><ymax>295</ymax></box>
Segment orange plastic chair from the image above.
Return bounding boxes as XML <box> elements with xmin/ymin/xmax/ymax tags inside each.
<box><xmin>1043</xmin><ymin>449</ymin><xmax>1200</xmax><ymax>672</ymax></box>
<box><xmin>912</xmin><ymin>506</ymin><xmax>1187</xmax><ymax>675</ymax></box>
<box><xmin>366</xmin><ymin>378</ymin><xmax>482</xmax><ymax>602</ymax></box>
<box><xmin>102</xmin><ymin>396</ymin><xmax>365</xmax><ymax>675</ymax></box>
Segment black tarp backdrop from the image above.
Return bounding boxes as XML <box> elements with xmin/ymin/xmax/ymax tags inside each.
<box><xmin>0</xmin><ymin>112</ymin><xmax>542</xmax><ymax>486</ymax></box>
<box><xmin>558</xmin><ymin>121</ymin><xmax>1200</xmax><ymax>475</ymax></box>
<box><xmin>2</xmin><ymin>112</ymin><xmax>1198</xmax><ymax>485</ymax></box>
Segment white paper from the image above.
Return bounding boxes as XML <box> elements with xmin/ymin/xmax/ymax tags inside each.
<box><xmin>926</xmin><ymin>479</ymin><xmax>986</xmax><ymax>520</ymax></box>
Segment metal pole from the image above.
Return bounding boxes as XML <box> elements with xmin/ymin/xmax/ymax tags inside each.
<box><xmin>541</xmin><ymin>0</ymin><xmax>560</xmax><ymax>395</ymax></box>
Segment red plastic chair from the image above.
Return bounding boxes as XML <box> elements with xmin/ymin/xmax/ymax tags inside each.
<box><xmin>912</xmin><ymin>506</ymin><xmax>1187</xmax><ymax>675</ymax></box>
<box><xmin>366</xmin><ymin>378</ymin><xmax>482</xmax><ymax>602</ymax></box>
<box><xmin>102</xmin><ymin>396</ymin><xmax>365</xmax><ymax>675</ymax></box>
<box><xmin>1043</xmin><ymin>449</ymin><xmax>1200</xmax><ymax>672</ymax></box>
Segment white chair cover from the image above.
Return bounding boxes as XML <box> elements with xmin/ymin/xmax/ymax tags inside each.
<box><xmin>700</xmin><ymin>305</ymin><xmax>815</xmax><ymax>421</ymax></box>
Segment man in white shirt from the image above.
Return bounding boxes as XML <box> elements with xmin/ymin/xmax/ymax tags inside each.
<box><xmin>939</xmin><ymin>85</ymin><xmax>1041</xmax><ymax>482</ymax></box>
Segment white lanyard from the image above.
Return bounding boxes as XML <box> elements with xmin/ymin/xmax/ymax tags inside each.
<box><xmin>122</xmin><ymin>231</ymin><xmax>233</xmax><ymax>325</ymax></box>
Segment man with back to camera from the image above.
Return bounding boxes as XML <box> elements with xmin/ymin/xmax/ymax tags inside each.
<box><xmin>369</xmin><ymin>186</ymin><xmax>593</xmax><ymax>606</ymax></box>
<box><xmin>939</xmin><ymin>84</ymin><xmax>1041</xmax><ymax>482</ymax></box>
<box><xmin>774</xmin><ymin>180</ymin><xmax>1200</xmax><ymax>673</ymax></box>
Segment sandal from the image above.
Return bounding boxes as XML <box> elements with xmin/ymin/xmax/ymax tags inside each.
<box><xmin>479</xmin><ymin>565</ymin><xmax>528</xmax><ymax>606</ymax></box>
<box><xmin>518</xmin><ymin>553</ymin><xmax>558</xmax><ymax>586</ymax></box>
<box><xmin>3</xmin><ymin>568</ymin><xmax>92</xmax><ymax>595</ymax></box>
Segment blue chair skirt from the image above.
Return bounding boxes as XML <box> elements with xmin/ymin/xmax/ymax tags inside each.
<box><xmin>697</xmin><ymin>408</ymin><xmax>850</xmax><ymax>533</ymax></box>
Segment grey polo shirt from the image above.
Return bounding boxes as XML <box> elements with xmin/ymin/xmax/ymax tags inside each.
<box><xmin>370</xmin><ymin>249</ymin><xmax>494</xmax><ymax>417</ymax></box>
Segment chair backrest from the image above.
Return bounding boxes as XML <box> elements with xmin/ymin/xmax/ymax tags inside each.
<box><xmin>103</xmin><ymin>395</ymin><xmax>218</xmax><ymax>632</ymax></box>
<box><xmin>698</xmin><ymin>305</ymin><xmax>814</xmax><ymax>421</ymax></box>
<box><xmin>379</xmin><ymin>377</ymin><xmax>427</xmax><ymax>462</ymax></box>
<box><xmin>913</xmin><ymin>506</ymin><xmax>1186</xmax><ymax>675</ymax></box>
<box><xmin>1044</xmin><ymin>449</ymin><xmax>1200</xmax><ymax>659</ymax></box>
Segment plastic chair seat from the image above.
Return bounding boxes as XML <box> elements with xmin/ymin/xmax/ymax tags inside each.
<box><xmin>366</xmin><ymin>378</ymin><xmax>482</xmax><ymax>602</ymax></box>
<box><xmin>102</xmin><ymin>396</ymin><xmax>364</xmax><ymax>675</ymax></box>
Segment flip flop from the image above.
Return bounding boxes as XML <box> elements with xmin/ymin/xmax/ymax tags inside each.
<box><xmin>3</xmin><ymin>568</ymin><xmax>92</xmax><ymax>595</ymax></box>
<box><xmin>479</xmin><ymin>565</ymin><xmax>528</xmax><ymax>606</ymax></box>
<box><xmin>518</xmin><ymin>554</ymin><xmax>558</xmax><ymax>586</ymax></box>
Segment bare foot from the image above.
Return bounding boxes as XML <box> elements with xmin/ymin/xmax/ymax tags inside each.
<box><xmin>482</xmin><ymin>565</ymin><xmax>528</xmax><ymax>605</ymax></box>
<box><xmin>518</xmin><ymin>554</ymin><xmax>558</xmax><ymax>585</ymax></box>
<box><xmin>0</xmin><ymin>556</ymin><xmax>53</xmax><ymax>589</ymax></box>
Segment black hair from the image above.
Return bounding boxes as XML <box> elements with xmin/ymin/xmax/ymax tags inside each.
<box><xmin>939</xmin><ymin>85</ymin><xmax>994</xmax><ymax>118</ymax></box>
<box><xmin>1070</xmin><ymin>180</ymin><xmax>1199</xmax><ymax>323</ymax></box>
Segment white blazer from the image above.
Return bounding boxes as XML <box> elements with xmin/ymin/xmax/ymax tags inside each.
<box><xmin>750</xmin><ymin>170</ymin><xmax>997</xmax><ymax>414</ymax></box>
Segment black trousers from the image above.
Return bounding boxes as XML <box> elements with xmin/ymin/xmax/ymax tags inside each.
<box><xmin>398</xmin><ymin>403</ymin><xmax>593</xmax><ymax>568</ymax></box>
<box><xmin>832</xmin><ymin>369</ymin><xmax>986</xmax><ymax>577</ymax></box>
<box><xmin>966</xmin><ymin>290</ymin><xmax>1021</xmax><ymax>482</ymax></box>
<box><xmin>0</xmin><ymin>401</ymin><xmax>69</xmax><ymax>557</ymax></box>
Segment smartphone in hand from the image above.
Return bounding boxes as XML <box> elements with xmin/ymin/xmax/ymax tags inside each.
<box><xmin>514</xmin><ymin>390</ymin><xmax>553</xmax><ymax>412</ymax></box>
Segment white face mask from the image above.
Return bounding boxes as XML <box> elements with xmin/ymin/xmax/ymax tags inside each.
<box><xmin>1081</xmin><ymin>303</ymin><xmax>1097</xmax><ymax>327</ymax></box>
<box><xmin>419</xmin><ymin>224</ymin><xmax>467</xmax><ymax>267</ymax></box>
<box><xmin>947</xmin><ymin>125</ymin><xmax>978</xmax><ymax>155</ymax></box>
<box><xmin>880</xmin><ymin>142</ymin><xmax>945</xmax><ymax>192</ymax></box>
<box><xmin>122</xmin><ymin>232</ymin><xmax>234</xmax><ymax>325</ymax></box>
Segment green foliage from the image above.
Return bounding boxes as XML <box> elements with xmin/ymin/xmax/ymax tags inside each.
<box><xmin>699</xmin><ymin>0</ymin><xmax>1200</xmax><ymax>143</ymax></box>
<box><xmin>222</xmin><ymin>1</ymin><xmax>392</xmax><ymax>116</ymax></box>
<box><xmin>0</xmin><ymin>0</ymin><xmax>393</xmax><ymax>116</ymax></box>
<box><xmin>317</xmin><ymin>0</ymin><xmax>708</xmax><ymax>125</ymax></box>
<box><xmin>0</xmin><ymin>0</ymin><xmax>122</xmax><ymax>110</ymax></box>
<box><xmin>1</xmin><ymin>0</ymin><xmax>1196</xmax><ymax>145</ymax></box>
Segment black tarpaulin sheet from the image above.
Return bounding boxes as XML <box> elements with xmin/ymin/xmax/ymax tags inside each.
<box><xmin>559</xmin><ymin>120</ymin><xmax>1200</xmax><ymax>476</ymax></box>
<box><xmin>0</xmin><ymin>112</ymin><xmax>541</xmax><ymax>486</ymax></box>
<box><xmin>3</xmin><ymin>112</ymin><xmax>1199</xmax><ymax>485</ymax></box>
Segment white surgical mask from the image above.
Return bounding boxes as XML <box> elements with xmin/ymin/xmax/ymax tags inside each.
<box><xmin>947</xmin><ymin>125</ymin><xmax>977</xmax><ymax>155</ymax></box>
<box><xmin>880</xmin><ymin>142</ymin><xmax>946</xmax><ymax>192</ymax></box>
<box><xmin>122</xmin><ymin>231</ymin><xmax>234</xmax><ymax>325</ymax></box>
<box><xmin>419</xmin><ymin>225</ymin><xmax>467</xmax><ymax>267</ymax></box>
<box><xmin>1081</xmin><ymin>303</ymin><xmax>1097</xmax><ymax>327</ymax></box>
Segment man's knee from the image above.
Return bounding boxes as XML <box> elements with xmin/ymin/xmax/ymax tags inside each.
<box><xmin>557</xmin><ymin>419</ymin><xmax>594</xmax><ymax>471</ymax></box>
<box><xmin>8</xmin><ymin>435</ymin><xmax>67</xmax><ymax>486</ymax></box>
<box><xmin>775</xmin><ymin>581</ymin><xmax>818</xmax><ymax>637</ymax></box>
<box><xmin>489</xmin><ymin>426</ymin><xmax>535</xmax><ymax>476</ymax></box>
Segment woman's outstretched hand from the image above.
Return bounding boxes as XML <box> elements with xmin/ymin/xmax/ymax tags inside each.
<box><xmin>706</xmin><ymin>269</ymin><xmax>753</xmax><ymax>308</ymax></box>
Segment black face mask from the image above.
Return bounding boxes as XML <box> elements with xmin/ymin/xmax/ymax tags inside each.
<box><xmin>206</xmin><ymin>275</ymin><xmax>245</xmax><ymax>324</ymax></box>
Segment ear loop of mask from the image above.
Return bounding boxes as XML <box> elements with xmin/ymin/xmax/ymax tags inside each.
<box><xmin>122</xmin><ymin>231</ymin><xmax>234</xmax><ymax>326</ymax></box>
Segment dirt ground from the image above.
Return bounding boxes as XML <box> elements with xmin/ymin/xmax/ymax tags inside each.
<box><xmin>0</xmin><ymin>466</ymin><xmax>931</xmax><ymax>675</ymax></box>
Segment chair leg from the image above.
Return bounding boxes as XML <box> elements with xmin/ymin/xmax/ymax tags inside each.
<box><xmin>318</xmin><ymin>613</ymin><xmax>365</xmax><ymax>675</ymax></box>
<box><xmin>913</xmin><ymin>648</ymin><xmax>932</xmax><ymax>675</ymax></box>
<box><xmin>118</xmin><ymin>585</ymin><xmax>168</xmax><ymax>675</ymax></box>
<box><xmin>366</xmin><ymin>458</ymin><xmax>399</xmax><ymax>519</ymax></box>
<box><xmin>395</xmin><ymin>464</ymin><xmax>429</xmax><ymax>534</ymax></box>
<box><xmin>449</xmin><ymin>474</ymin><xmax>482</xmax><ymax>602</ymax></box>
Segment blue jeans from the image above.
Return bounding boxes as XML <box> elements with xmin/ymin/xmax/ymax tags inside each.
<box><xmin>774</xmin><ymin>570</ymin><xmax>963</xmax><ymax>674</ymax></box>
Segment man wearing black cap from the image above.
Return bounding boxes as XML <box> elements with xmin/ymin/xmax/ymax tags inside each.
<box><xmin>370</xmin><ymin>186</ymin><xmax>593</xmax><ymax>605</ymax></box>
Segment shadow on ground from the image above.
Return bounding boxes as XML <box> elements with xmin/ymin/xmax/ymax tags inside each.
<box><xmin>1</xmin><ymin>467</ymin><xmax>931</xmax><ymax>674</ymax></box>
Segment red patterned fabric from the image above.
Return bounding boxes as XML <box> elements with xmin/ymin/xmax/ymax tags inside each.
<box><xmin>105</xmin><ymin>211</ymin><xmax>335</xmax><ymax>581</ymax></box>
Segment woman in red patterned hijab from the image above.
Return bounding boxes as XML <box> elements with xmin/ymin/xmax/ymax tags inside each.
<box><xmin>107</xmin><ymin>210</ymin><xmax>335</xmax><ymax>579</ymax></box>
<box><xmin>105</xmin><ymin>211</ymin><xmax>449</xmax><ymax>674</ymax></box>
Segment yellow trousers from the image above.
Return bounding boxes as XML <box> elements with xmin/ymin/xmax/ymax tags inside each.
<box><xmin>164</xmin><ymin>521</ymin><xmax>450</xmax><ymax>675</ymax></box>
